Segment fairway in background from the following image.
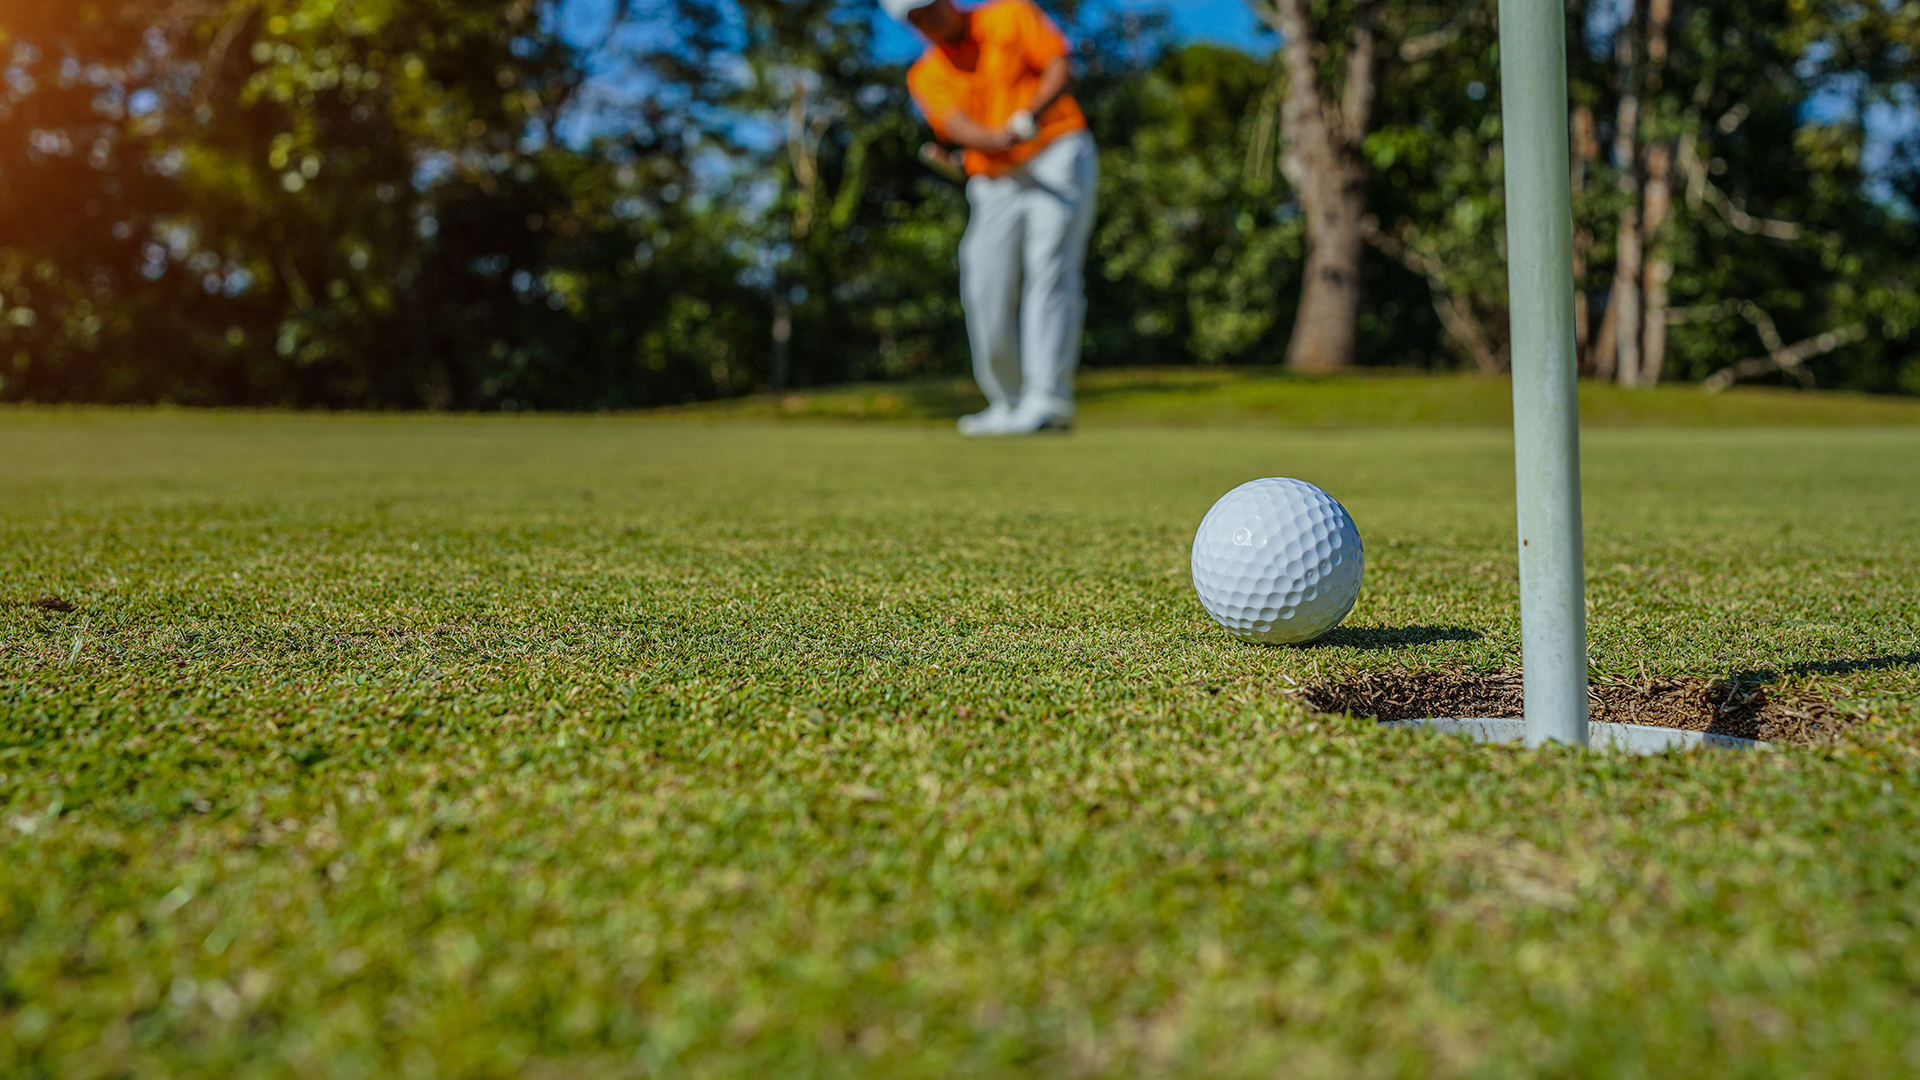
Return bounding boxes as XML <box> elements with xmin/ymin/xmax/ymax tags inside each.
<box><xmin>656</xmin><ymin>367</ymin><xmax>1920</xmax><ymax>427</ymax></box>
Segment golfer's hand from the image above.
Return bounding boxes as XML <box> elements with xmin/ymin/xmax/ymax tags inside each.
<box><xmin>988</xmin><ymin>110</ymin><xmax>1037</xmax><ymax>149</ymax></box>
<box><xmin>937</xmin><ymin>108</ymin><xmax>1023</xmax><ymax>152</ymax></box>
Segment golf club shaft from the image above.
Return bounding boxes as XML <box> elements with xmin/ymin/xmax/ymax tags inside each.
<box><xmin>918</xmin><ymin>142</ymin><xmax>967</xmax><ymax>185</ymax></box>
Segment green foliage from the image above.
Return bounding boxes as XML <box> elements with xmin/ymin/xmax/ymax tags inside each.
<box><xmin>1</xmin><ymin>0</ymin><xmax>1917</xmax><ymax>405</ymax></box>
<box><xmin>1089</xmin><ymin>44</ymin><xmax>1305</xmax><ymax>366</ymax></box>
<box><xmin>0</xmin><ymin>0</ymin><xmax>765</xmax><ymax>407</ymax></box>
<box><xmin>1640</xmin><ymin>0</ymin><xmax>1920</xmax><ymax>391</ymax></box>
<box><xmin>731</xmin><ymin>0</ymin><xmax>975</xmax><ymax>386</ymax></box>
<box><xmin>1362</xmin><ymin>1</ymin><xmax>1509</xmax><ymax>370</ymax></box>
<box><xmin>3</xmin><ymin>409</ymin><xmax>1920</xmax><ymax>1074</ymax></box>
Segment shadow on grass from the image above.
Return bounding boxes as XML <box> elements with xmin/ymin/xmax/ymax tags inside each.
<box><xmin>1299</xmin><ymin>625</ymin><xmax>1483</xmax><ymax>650</ymax></box>
<box><xmin>1734</xmin><ymin>651</ymin><xmax>1920</xmax><ymax>684</ymax></box>
<box><xmin>1072</xmin><ymin>368</ymin><xmax>1266</xmax><ymax>401</ymax></box>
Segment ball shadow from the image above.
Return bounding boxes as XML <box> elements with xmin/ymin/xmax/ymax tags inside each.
<box><xmin>1296</xmin><ymin>625</ymin><xmax>1484</xmax><ymax>651</ymax></box>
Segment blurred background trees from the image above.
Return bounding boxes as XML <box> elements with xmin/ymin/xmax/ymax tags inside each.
<box><xmin>1</xmin><ymin>0</ymin><xmax>1916</xmax><ymax>408</ymax></box>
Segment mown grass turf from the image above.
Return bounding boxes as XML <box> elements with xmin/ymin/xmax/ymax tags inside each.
<box><xmin>3</xmin><ymin>401</ymin><xmax>1920</xmax><ymax>1078</ymax></box>
<box><xmin>662</xmin><ymin>366</ymin><xmax>1920</xmax><ymax>428</ymax></box>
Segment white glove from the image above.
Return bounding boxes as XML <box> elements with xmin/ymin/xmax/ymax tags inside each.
<box><xmin>1007</xmin><ymin>109</ymin><xmax>1037</xmax><ymax>141</ymax></box>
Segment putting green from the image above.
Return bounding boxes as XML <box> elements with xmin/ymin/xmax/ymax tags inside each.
<box><xmin>3</xmin><ymin>408</ymin><xmax>1918</xmax><ymax>1077</ymax></box>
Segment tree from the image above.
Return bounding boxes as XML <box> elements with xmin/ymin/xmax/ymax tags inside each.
<box><xmin>5</xmin><ymin>0</ymin><xmax>1916</xmax><ymax>406</ymax></box>
<box><xmin>1088</xmin><ymin>42</ymin><xmax>1304</xmax><ymax>367</ymax></box>
<box><xmin>1307</xmin><ymin>0</ymin><xmax>1920</xmax><ymax>392</ymax></box>
<box><xmin>1578</xmin><ymin>0</ymin><xmax>1920</xmax><ymax>391</ymax></box>
<box><xmin>0</xmin><ymin>0</ymin><xmax>766</xmax><ymax>408</ymax></box>
<box><xmin>1359</xmin><ymin>1</ymin><xmax>1509</xmax><ymax>374</ymax></box>
<box><xmin>0</xmin><ymin>1</ymin><xmax>187</xmax><ymax>399</ymax></box>
<box><xmin>728</xmin><ymin>0</ymin><xmax>977</xmax><ymax>391</ymax></box>
<box><xmin>1246</xmin><ymin>0</ymin><xmax>1377</xmax><ymax>372</ymax></box>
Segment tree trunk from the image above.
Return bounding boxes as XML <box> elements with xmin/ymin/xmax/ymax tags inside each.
<box><xmin>1290</xmin><ymin>172</ymin><xmax>1369</xmax><ymax>373</ymax></box>
<box><xmin>1635</xmin><ymin>0</ymin><xmax>1673</xmax><ymax>386</ymax></box>
<box><xmin>1593</xmin><ymin>0</ymin><xmax>1641</xmax><ymax>386</ymax></box>
<box><xmin>1638</xmin><ymin>140</ymin><xmax>1672</xmax><ymax>385</ymax></box>
<box><xmin>1569</xmin><ymin>105</ymin><xmax>1599</xmax><ymax>373</ymax></box>
<box><xmin>1605</xmin><ymin>202</ymin><xmax>1642</xmax><ymax>386</ymax></box>
<box><xmin>770</xmin><ymin>287</ymin><xmax>792</xmax><ymax>392</ymax></box>
<box><xmin>1259</xmin><ymin>0</ymin><xmax>1376</xmax><ymax>373</ymax></box>
<box><xmin>771</xmin><ymin>84</ymin><xmax>830</xmax><ymax>393</ymax></box>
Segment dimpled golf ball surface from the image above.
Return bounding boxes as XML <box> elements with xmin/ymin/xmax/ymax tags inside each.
<box><xmin>1191</xmin><ymin>478</ymin><xmax>1364</xmax><ymax>644</ymax></box>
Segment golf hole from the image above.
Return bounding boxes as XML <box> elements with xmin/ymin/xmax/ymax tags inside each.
<box><xmin>1301</xmin><ymin>669</ymin><xmax>1852</xmax><ymax>747</ymax></box>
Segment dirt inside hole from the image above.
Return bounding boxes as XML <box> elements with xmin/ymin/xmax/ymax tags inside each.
<box><xmin>1301</xmin><ymin>669</ymin><xmax>1851</xmax><ymax>745</ymax></box>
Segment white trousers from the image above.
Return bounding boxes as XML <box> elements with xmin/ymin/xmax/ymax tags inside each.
<box><xmin>958</xmin><ymin>130</ymin><xmax>1098</xmax><ymax>414</ymax></box>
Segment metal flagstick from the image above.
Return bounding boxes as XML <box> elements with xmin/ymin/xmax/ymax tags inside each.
<box><xmin>1497</xmin><ymin>0</ymin><xmax>1590</xmax><ymax>746</ymax></box>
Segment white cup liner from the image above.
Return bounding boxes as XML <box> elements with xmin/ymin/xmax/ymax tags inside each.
<box><xmin>1383</xmin><ymin>718</ymin><xmax>1769</xmax><ymax>752</ymax></box>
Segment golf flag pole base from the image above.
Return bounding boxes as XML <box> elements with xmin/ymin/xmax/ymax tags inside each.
<box><xmin>1498</xmin><ymin>0</ymin><xmax>1590</xmax><ymax>746</ymax></box>
<box><xmin>1386</xmin><ymin>719</ymin><xmax>1767</xmax><ymax>753</ymax></box>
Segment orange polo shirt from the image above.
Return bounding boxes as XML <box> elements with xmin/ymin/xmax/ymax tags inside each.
<box><xmin>905</xmin><ymin>0</ymin><xmax>1087</xmax><ymax>178</ymax></box>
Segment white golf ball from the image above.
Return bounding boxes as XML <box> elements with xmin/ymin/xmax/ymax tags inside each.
<box><xmin>1191</xmin><ymin>477</ymin><xmax>1364</xmax><ymax>644</ymax></box>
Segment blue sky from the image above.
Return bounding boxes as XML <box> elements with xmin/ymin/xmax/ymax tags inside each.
<box><xmin>1109</xmin><ymin>0</ymin><xmax>1266</xmax><ymax>45</ymax></box>
<box><xmin>872</xmin><ymin>0</ymin><xmax>1269</xmax><ymax>61</ymax></box>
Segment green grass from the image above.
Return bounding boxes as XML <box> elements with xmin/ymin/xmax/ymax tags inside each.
<box><xmin>661</xmin><ymin>366</ymin><xmax>1920</xmax><ymax>428</ymax></box>
<box><xmin>3</xmin><ymin>392</ymin><xmax>1920</xmax><ymax>1078</ymax></box>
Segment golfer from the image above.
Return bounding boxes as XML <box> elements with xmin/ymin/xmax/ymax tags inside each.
<box><xmin>881</xmin><ymin>0</ymin><xmax>1098</xmax><ymax>436</ymax></box>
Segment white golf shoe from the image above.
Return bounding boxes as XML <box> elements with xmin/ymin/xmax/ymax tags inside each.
<box><xmin>1001</xmin><ymin>393</ymin><xmax>1074</xmax><ymax>434</ymax></box>
<box><xmin>956</xmin><ymin>402</ymin><xmax>1014</xmax><ymax>436</ymax></box>
<box><xmin>957</xmin><ymin>395</ymin><xmax>1073</xmax><ymax>437</ymax></box>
